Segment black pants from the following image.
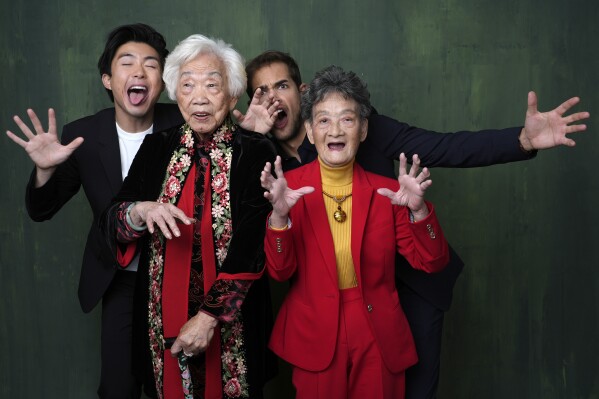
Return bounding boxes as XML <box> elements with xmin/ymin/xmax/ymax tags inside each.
<box><xmin>399</xmin><ymin>284</ymin><xmax>445</xmax><ymax>399</ymax></box>
<box><xmin>98</xmin><ymin>271</ymin><xmax>141</xmax><ymax>399</ymax></box>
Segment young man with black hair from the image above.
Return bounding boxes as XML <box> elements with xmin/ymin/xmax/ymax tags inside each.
<box><xmin>7</xmin><ymin>23</ymin><xmax>183</xmax><ymax>398</ymax></box>
<box><xmin>245</xmin><ymin>50</ymin><xmax>589</xmax><ymax>399</ymax></box>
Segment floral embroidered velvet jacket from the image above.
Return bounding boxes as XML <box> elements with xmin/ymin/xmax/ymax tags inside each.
<box><xmin>100</xmin><ymin>123</ymin><xmax>277</xmax><ymax>399</ymax></box>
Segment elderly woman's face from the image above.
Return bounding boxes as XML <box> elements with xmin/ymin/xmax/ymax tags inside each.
<box><xmin>176</xmin><ymin>52</ymin><xmax>238</xmax><ymax>135</ymax></box>
<box><xmin>305</xmin><ymin>92</ymin><xmax>368</xmax><ymax>168</ymax></box>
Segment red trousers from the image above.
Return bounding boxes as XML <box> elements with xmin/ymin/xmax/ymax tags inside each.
<box><xmin>292</xmin><ymin>287</ymin><xmax>405</xmax><ymax>399</ymax></box>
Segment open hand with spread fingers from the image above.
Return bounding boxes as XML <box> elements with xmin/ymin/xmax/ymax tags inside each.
<box><xmin>260</xmin><ymin>156</ymin><xmax>314</xmax><ymax>227</ymax></box>
<box><xmin>6</xmin><ymin>108</ymin><xmax>84</xmax><ymax>186</ymax></box>
<box><xmin>377</xmin><ymin>153</ymin><xmax>431</xmax><ymax>222</ymax></box>
<box><xmin>520</xmin><ymin>91</ymin><xmax>590</xmax><ymax>151</ymax></box>
<box><xmin>233</xmin><ymin>88</ymin><xmax>281</xmax><ymax>134</ymax></box>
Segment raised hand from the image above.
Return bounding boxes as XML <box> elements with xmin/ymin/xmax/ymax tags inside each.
<box><xmin>233</xmin><ymin>88</ymin><xmax>280</xmax><ymax>134</ymax></box>
<box><xmin>129</xmin><ymin>201</ymin><xmax>195</xmax><ymax>240</ymax></box>
<box><xmin>260</xmin><ymin>156</ymin><xmax>314</xmax><ymax>227</ymax></box>
<box><xmin>377</xmin><ymin>153</ymin><xmax>431</xmax><ymax>221</ymax></box>
<box><xmin>6</xmin><ymin>108</ymin><xmax>84</xmax><ymax>171</ymax></box>
<box><xmin>520</xmin><ymin>91</ymin><xmax>589</xmax><ymax>151</ymax></box>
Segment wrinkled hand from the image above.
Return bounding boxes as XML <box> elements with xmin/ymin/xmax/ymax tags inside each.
<box><xmin>520</xmin><ymin>91</ymin><xmax>589</xmax><ymax>151</ymax></box>
<box><xmin>260</xmin><ymin>156</ymin><xmax>314</xmax><ymax>227</ymax></box>
<box><xmin>170</xmin><ymin>311</ymin><xmax>218</xmax><ymax>357</ymax></box>
<box><xmin>6</xmin><ymin>108</ymin><xmax>84</xmax><ymax>186</ymax></box>
<box><xmin>377</xmin><ymin>153</ymin><xmax>431</xmax><ymax>221</ymax></box>
<box><xmin>130</xmin><ymin>201</ymin><xmax>195</xmax><ymax>239</ymax></box>
<box><xmin>233</xmin><ymin>88</ymin><xmax>280</xmax><ymax>134</ymax></box>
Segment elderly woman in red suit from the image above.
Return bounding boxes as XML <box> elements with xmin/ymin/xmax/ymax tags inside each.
<box><xmin>260</xmin><ymin>65</ymin><xmax>450</xmax><ymax>399</ymax></box>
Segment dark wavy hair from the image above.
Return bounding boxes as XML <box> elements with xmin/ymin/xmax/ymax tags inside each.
<box><xmin>245</xmin><ymin>50</ymin><xmax>303</xmax><ymax>99</ymax></box>
<box><xmin>301</xmin><ymin>65</ymin><xmax>371</xmax><ymax>122</ymax></box>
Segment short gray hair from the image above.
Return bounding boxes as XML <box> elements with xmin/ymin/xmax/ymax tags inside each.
<box><xmin>163</xmin><ymin>34</ymin><xmax>246</xmax><ymax>100</ymax></box>
<box><xmin>301</xmin><ymin>65</ymin><xmax>371</xmax><ymax>122</ymax></box>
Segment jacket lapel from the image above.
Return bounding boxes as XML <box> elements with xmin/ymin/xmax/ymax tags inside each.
<box><xmin>350</xmin><ymin>164</ymin><xmax>374</xmax><ymax>288</ymax></box>
<box><xmin>96</xmin><ymin>109</ymin><xmax>123</xmax><ymax>195</ymax></box>
<box><xmin>300</xmin><ymin>162</ymin><xmax>340</xmax><ymax>285</ymax></box>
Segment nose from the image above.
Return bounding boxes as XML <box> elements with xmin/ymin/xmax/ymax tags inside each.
<box><xmin>132</xmin><ymin>62</ymin><xmax>146</xmax><ymax>78</ymax></box>
<box><xmin>191</xmin><ymin>86</ymin><xmax>209</xmax><ymax>105</ymax></box>
<box><xmin>329</xmin><ymin>120</ymin><xmax>343</xmax><ymax>137</ymax></box>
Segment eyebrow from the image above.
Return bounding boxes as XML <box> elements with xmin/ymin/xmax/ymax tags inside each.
<box><xmin>116</xmin><ymin>53</ymin><xmax>160</xmax><ymax>63</ymax></box>
<box><xmin>258</xmin><ymin>79</ymin><xmax>288</xmax><ymax>92</ymax></box>
<box><xmin>180</xmin><ymin>70</ymin><xmax>223</xmax><ymax>79</ymax></box>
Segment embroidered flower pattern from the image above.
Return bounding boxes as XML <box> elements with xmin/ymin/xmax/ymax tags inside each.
<box><xmin>146</xmin><ymin>121</ymin><xmax>249</xmax><ymax>398</ymax></box>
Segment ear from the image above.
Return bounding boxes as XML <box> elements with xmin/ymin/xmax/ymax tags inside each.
<box><xmin>360</xmin><ymin>118</ymin><xmax>368</xmax><ymax>142</ymax></box>
<box><xmin>101</xmin><ymin>74</ymin><xmax>112</xmax><ymax>91</ymax></box>
<box><xmin>299</xmin><ymin>83</ymin><xmax>308</xmax><ymax>93</ymax></box>
<box><xmin>229</xmin><ymin>96</ymin><xmax>239</xmax><ymax>111</ymax></box>
<box><xmin>305</xmin><ymin>120</ymin><xmax>315</xmax><ymax>144</ymax></box>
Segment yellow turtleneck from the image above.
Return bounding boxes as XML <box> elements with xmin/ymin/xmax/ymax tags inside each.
<box><xmin>319</xmin><ymin>157</ymin><xmax>358</xmax><ymax>289</ymax></box>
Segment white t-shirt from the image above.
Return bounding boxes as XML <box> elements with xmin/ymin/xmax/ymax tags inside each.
<box><xmin>116</xmin><ymin>122</ymin><xmax>154</xmax><ymax>271</ymax></box>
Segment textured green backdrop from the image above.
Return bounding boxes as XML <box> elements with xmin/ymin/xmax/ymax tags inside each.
<box><xmin>1</xmin><ymin>0</ymin><xmax>598</xmax><ymax>398</ymax></box>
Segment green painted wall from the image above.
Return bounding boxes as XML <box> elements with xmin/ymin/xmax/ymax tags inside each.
<box><xmin>1</xmin><ymin>0</ymin><xmax>597</xmax><ymax>397</ymax></box>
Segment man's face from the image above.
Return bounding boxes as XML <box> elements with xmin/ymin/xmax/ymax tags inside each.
<box><xmin>176</xmin><ymin>52</ymin><xmax>238</xmax><ymax>136</ymax></box>
<box><xmin>102</xmin><ymin>41</ymin><xmax>163</xmax><ymax>121</ymax></box>
<box><xmin>305</xmin><ymin>92</ymin><xmax>368</xmax><ymax>168</ymax></box>
<box><xmin>250</xmin><ymin>62</ymin><xmax>304</xmax><ymax>143</ymax></box>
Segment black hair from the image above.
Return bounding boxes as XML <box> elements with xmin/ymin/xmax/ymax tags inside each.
<box><xmin>97</xmin><ymin>23</ymin><xmax>168</xmax><ymax>101</ymax></box>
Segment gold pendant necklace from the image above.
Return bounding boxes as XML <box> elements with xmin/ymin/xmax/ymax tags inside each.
<box><xmin>322</xmin><ymin>191</ymin><xmax>352</xmax><ymax>223</ymax></box>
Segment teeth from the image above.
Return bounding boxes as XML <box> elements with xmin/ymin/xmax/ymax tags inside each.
<box><xmin>130</xmin><ymin>86</ymin><xmax>147</xmax><ymax>91</ymax></box>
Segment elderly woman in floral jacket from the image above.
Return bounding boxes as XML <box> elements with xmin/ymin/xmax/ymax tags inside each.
<box><xmin>101</xmin><ymin>34</ymin><xmax>279</xmax><ymax>399</ymax></box>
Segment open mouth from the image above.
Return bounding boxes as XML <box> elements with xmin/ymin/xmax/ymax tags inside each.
<box><xmin>328</xmin><ymin>143</ymin><xmax>345</xmax><ymax>150</ymax></box>
<box><xmin>273</xmin><ymin>109</ymin><xmax>288</xmax><ymax>129</ymax></box>
<box><xmin>127</xmin><ymin>85</ymin><xmax>148</xmax><ymax>106</ymax></box>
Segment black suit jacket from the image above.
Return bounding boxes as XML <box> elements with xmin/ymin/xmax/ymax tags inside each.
<box><xmin>25</xmin><ymin>103</ymin><xmax>183</xmax><ymax>313</ymax></box>
<box><xmin>289</xmin><ymin>112</ymin><xmax>535</xmax><ymax>311</ymax></box>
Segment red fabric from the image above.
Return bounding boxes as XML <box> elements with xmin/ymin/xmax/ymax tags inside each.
<box><xmin>162</xmin><ymin>163</ymin><xmax>196</xmax><ymax>399</ymax></box>
<box><xmin>116</xmin><ymin>242</ymin><xmax>137</xmax><ymax>268</ymax></box>
<box><xmin>265</xmin><ymin>161</ymin><xmax>449</xmax><ymax>374</ymax></box>
<box><xmin>199</xmin><ymin>164</ymin><xmax>222</xmax><ymax>399</ymax></box>
<box><xmin>292</xmin><ymin>287</ymin><xmax>405</xmax><ymax>399</ymax></box>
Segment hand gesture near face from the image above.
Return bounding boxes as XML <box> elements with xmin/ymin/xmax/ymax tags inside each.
<box><xmin>233</xmin><ymin>88</ymin><xmax>281</xmax><ymax>134</ymax></box>
<box><xmin>377</xmin><ymin>153</ymin><xmax>431</xmax><ymax>222</ymax></box>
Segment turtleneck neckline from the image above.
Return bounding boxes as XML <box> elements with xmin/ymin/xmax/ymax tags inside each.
<box><xmin>318</xmin><ymin>157</ymin><xmax>354</xmax><ymax>187</ymax></box>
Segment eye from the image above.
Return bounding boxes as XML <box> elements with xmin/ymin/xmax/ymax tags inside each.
<box><xmin>278</xmin><ymin>83</ymin><xmax>289</xmax><ymax>90</ymax></box>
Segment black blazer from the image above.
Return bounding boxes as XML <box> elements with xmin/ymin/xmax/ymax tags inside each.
<box><xmin>25</xmin><ymin>103</ymin><xmax>183</xmax><ymax>313</ymax></box>
<box><xmin>295</xmin><ymin>112</ymin><xmax>535</xmax><ymax>311</ymax></box>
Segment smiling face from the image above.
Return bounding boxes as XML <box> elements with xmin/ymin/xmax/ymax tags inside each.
<box><xmin>250</xmin><ymin>62</ymin><xmax>305</xmax><ymax>144</ymax></box>
<box><xmin>101</xmin><ymin>41</ymin><xmax>163</xmax><ymax>130</ymax></box>
<box><xmin>305</xmin><ymin>92</ymin><xmax>368</xmax><ymax>168</ymax></box>
<box><xmin>176</xmin><ymin>52</ymin><xmax>238</xmax><ymax>136</ymax></box>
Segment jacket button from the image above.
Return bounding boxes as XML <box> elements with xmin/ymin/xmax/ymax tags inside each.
<box><xmin>367</xmin><ymin>304</ymin><xmax>373</xmax><ymax>312</ymax></box>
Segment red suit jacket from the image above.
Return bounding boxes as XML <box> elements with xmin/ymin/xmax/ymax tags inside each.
<box><xmin>265</xmin><ymin>161</ymin><xmax>449</xmax><ymax>373</ymax></box>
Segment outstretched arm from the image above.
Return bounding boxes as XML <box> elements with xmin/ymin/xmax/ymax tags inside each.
<box><xmin>6</xmin><ymin>108</ymin><xmax>84</xmax><ymax>187</ymax></box>
<box><xmin>519</xmin><ymin>91</ymin><xmax>589</xmax><ymax>151</ymax></box>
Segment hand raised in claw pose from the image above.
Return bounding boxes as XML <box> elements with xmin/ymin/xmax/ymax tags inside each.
<box><xmin>377</xmin><ymin>152</ymin><xmax>432</xmax><ymax>222</ymax></box>
<box><xmin>260</xmin><ymin>155</ymin><xmax>315</xmax><ymax>228</ymax></box>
